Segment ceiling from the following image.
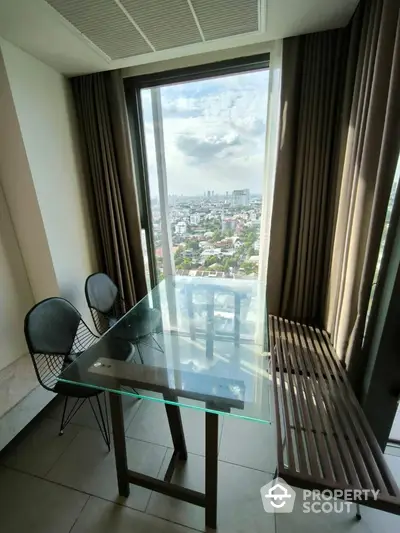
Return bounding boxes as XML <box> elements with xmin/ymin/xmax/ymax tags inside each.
<box><xmin>0</xmin><ymin>0</ymin><xmax>359</xmax><ymax>76</ymax></box>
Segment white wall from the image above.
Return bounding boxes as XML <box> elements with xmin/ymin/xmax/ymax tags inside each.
<box><xmin>0</xmin><ymin>184</ymin><xmax>34</xmax><ymax>371</ymax></box>
<box><xmin>0</xmin><ymin>46</ymin><xmax>59</xmax><ymax>304</ymax></box>
<box><xmin>123</xmin><ymin>42</ymin><xmax>272</xmax><ymax>78</ymax></box>
<box><xmin>0</xmin><ymin>38</ymin><xmax>97</xmax><ymax>325</ymax></box>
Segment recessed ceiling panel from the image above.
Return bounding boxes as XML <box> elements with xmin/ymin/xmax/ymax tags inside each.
<box><xmin>191</xmin><ymin>0</ymin><xmax>259</xmax><ymax>40</ymax></box>
<box><xmin>46</xmin><ymin>0</ymin><xmax>152</xmax><ymax>59</ymax></box>
<box><xmin>121</xmin><ymin>0</ymin><xmax>203</xmax><ymax>51</ymax></box>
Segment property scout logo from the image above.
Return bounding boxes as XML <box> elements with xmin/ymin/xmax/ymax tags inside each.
<box><xmin>260</xmin><ymin>477</ymin><xmax>379</xmax><ymax>514</ymax></box>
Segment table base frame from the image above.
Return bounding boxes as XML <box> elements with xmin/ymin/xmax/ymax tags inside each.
<box><xmin>109</xmin><ymin>392</ymin><xmax>218</xmax><ymax>529</ymax></box>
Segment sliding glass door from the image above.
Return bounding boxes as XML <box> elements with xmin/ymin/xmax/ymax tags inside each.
<box><xmin>126</xmin><ymin>58</ymin><xmax>270</xmax><ymax>287</ymax></box>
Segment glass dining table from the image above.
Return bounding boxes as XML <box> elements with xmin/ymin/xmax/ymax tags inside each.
<box><xmin>59</xmin><ymin>275</ymin><xmax>272</xmax><ymax>529</ymax></box>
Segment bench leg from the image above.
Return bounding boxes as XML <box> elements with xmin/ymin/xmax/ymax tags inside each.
<box><xmin>355</xmin><ymin>503</ymin><xmax>361</xmax><ymax>520</ymax></box>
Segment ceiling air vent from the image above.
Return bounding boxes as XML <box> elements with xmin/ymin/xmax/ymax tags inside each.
<box><xmin>47</xmin><ymin>0</ymin><xmax>152</xmax><ymax>59</ymax></box>
<box><xmin>120</xmin><ymin>0</ymin><xmax>203</xmax><ymax>51</ymax></box>
<box><xmin>191</xmin><ymin>0</ymin><xmax>259</xmax><ymax>40</ymax></box>
<box><xmin>46</xmin><ymin>0</ymin><xmax>261</xmax><ymax>60</ymax></box>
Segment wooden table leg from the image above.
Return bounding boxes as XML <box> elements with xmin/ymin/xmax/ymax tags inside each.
<box><xmin>109</xmin><ymin>392</ymin><xmax>130</xmax><ymax>497</ymax></box>
<box><xmin>205</xmin><ymin>411</ymin><xmax>218</xmax><ymax>529</ymax></box>
<box><xmin>164</xmin><ymin>394</ymin><xmax>188</xmax><ymax>460</ymax></box>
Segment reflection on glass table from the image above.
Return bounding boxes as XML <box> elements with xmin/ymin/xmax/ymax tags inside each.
<box><xmin>59</xmin><ymin>276</ymin><xmax>272</xmax><ymax>529</ymax></box>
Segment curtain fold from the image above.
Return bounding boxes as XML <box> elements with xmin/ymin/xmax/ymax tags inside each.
<box><xmin>268</xmin><ymin>0</ymin><xmax>400</xmax><ymax>395</ymax></box>
<box><xmin>267</xmin><ymin>25</ymin><xmax>355</xmax><ymax>323</ymax></box>
<box><xmin>326</xmin><ymin>0</ymin><xmax>400</xmax><ymax>392</ymax></box>
<box><xmin>71</xmin><ymin>71</ymin><xmax>147</xmax><ymax>308</ymax></box>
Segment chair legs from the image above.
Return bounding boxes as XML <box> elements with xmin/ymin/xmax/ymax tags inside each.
<box><xmin>355</xmin><ymin>503</ymin><xmax>362</xmax><ymax>520</ymax></box>
<box><xmin>135</xmin><ymin>343</ymin><xmax>144</xmax><ymax>364</ymax></box>
<box><xmin>135</xmin><ymin>334</ymin><xmax>164</xmax><ymax>365</ymax></box>
<box><xmin>59</xmin><ymin>394</ymin><xmax>111</xmax><ymax>451</ymax></box>
<box><xmin>88</xmin><ymin>395</ymin><xmax>111</xmax><ymax>451</ymax></box>
<box><xmin>59</xmin><ymin>396</ymin><xmax>86</xmax><ymax>435</ymax></box>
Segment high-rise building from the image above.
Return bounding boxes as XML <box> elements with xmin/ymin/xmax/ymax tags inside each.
<box><xmin>190</xmin><ymin>213</ymin><xmax>201</xmax><ymax>225</ymax></box>
<box><xmin>232</xmin><ymin>189</ymin><xmax>250</xmax><ymax>207</ymax></box>
<box><xmin>175</xmin><ymin>221</ymin><xmax>187</xmax><ymax>235</ymax></box>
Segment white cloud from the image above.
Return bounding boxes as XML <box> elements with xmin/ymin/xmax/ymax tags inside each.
<box><xmin>141</xmin><ymin>69</ymin><xmax>269</xmax><ymax>196</ymax></box>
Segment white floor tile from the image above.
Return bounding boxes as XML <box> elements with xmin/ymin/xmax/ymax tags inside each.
<box><xmin>126</xmin><ymin>399</ymin><xmax>223</xmax><ymax>456</ymax></box>
<box><xmin>5</xmin><ymin>392</ymin><xmax>400</xmax><ymax>533</ymax></box>
<box><xmin>384</xmin><ymin>444</ymin><xmax>400</xmax><ymax>458</ymax></box>
<box><xmin>219</xmin><ymin>416</ymin><xmax>276</xmax><ymax>473</ymax></box>
<box><xmin>126</xmin><ymin>398</ymin><xmax>173</xmax><ymax>447</ymax></box>
<box><xmin>389</xmin><ymin>406</ymin><xmax>400</xmax><ymax>441</ymax></box>
<box><xmin>148</xmin><ymin>452</ymin><xmax>205</xmax><ymax>530</ymax></box>
<box><xmin>71</xmin><ymin>495</ymin><xmax>198</xmax><ymax>533</ymax></box>
<box><xmin>147</xmin><ymin>451</ymin><xmax>273</xmax><ymax>532</ymax></box>
<box><xmin>0</xmin><ymin>465</ymin><xmax>88</xmax><ymax>533</ymax></box>
<box><xmin>46</xmin><ymin>427</ymin><xmax>166</xmax><ymax>512</ymax></box>
<box><xmin>274</xmin><ymin>487</ymin><xmax>374</xmax><ymax>533</ymax></box>
<box><xmin>359</xmin><ymin>505</ymin><xmax>400</xmax><ymax>533</ymax></box>
<box><xmin>1</xmin><ymin>417</ymin><xmax>80</xmax><ymax>477</ymax></box>
<box><xmin>384</xmin><ymin>453</ymin><xmax>400</xmax><ymax>485</ymax></box>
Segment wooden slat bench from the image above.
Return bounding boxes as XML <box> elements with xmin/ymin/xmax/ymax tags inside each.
<box><xmin>269</xmin><ymin>315</ymin><xmax>400</xmax><ymax>515</ymax></box>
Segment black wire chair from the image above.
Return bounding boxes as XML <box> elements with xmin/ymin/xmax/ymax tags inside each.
<box><xmin>85</xmin><ymin>273</ymin><xmax>163</xmax><ymax>362</ymax></box>
<box><xmin>24</xmin><ymin>297</ymin><xmax>111</xmax><ymax>450</ymax></box>
<box><xmin>85</xmin><ymin>273</ymin><xmax>124</xmax><ymax>336</ymax></box>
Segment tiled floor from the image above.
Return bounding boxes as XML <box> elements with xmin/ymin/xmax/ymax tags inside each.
<box><xmin>390</xmin><ymin>405</ymin><xmax>400</xmax><ymax>441</ymax></box>
<box><xmin>1</xmin><ymin>394</ymin><xmax>400</xmax><ymax>533</ymax></box>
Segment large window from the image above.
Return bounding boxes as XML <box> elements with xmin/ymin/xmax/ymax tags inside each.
<box><xmin>126</xmin><ymin>57</ymin><xmax>269</xmax><ymax>286</ymax></box>
<box><xmin>365</xmin><ymin>154</ymin><xmax>400</xmax><ymax>332</ymax></box>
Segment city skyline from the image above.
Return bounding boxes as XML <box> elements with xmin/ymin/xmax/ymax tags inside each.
<box><xmin>151</xmin><ymin>188</ymin><xmax>261</xmax><ymax>201</ymax></box>
<box><xmin>149</xmin><ymin>185</ymin><xmax>262</xmax><ymax>280</ymax></box>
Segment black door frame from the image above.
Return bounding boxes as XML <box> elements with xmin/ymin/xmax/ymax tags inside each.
<box><xmin>362</xmin><ymin>211</ymin><xmax>400</xmax><ymax>449</ymax></box>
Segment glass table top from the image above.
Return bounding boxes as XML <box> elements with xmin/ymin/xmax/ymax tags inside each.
<box><xmin>59</xmin><ymin>276</ymin><xmax>272</xmax><ymax>423</ymax></box>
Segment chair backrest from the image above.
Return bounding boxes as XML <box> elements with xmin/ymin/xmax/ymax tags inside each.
<box><xmin>24</xmin><ymin>298</ymin><xmax>87</xmax><ymax>391</ymax></box>
<box><xmin>85</xmin><ymin>273</ymin><xmax>123</xmax><ymax>335</ymax></box>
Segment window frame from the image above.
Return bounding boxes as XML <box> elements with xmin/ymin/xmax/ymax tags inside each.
<box><xmin>124</xmin><ymin>53</ymin><xmax>270</xmax><ymax>288</ymax></box>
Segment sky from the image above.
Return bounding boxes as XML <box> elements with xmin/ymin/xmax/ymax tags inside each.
<box><xmin>141</xmin><ymin>68</ymin><xmax>269</xmax><ymax>197</ymax></box>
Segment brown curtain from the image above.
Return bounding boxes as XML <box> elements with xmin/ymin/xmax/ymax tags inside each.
<box><xmin>71</xmin><ymin>70</ymin><xmax>147</xmax><ymax>308</ymax></box>
<box><xmin>325</xmin><ymin>0</ymin><xmax>400</xmax><ymax>393</ymax></box>
<box><xmin>267</xmin><ymin>22</ymin><xmax>359</xmax><ymax>323</ymax></box>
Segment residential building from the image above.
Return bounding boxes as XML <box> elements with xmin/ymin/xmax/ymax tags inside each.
<box><xmin>232</xmin><ymin>189</ymin><xmax>250</xmax><ymax>207</ymax></box>
<box><xmin>174</xmin><ymin>221</ymin><xmax>187</xmax><ymax>234</ymax></box>
<box><xmin>190</xmin><ymin>213</ymin><xmax>201</xmax><ymax>225</ymax></box>
<box><xmin>200</xmin><ymin>248</ymin><xmax>222</xmax><ymax>258</ymax></box>
<box><xmin>222</xmin><ymin>218</ymin><xmax>236</xmax><ymax>232</ymax></box>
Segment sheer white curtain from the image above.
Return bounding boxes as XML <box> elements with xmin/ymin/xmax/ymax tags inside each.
<box><xmin>258</xmin><ymin>40</ymin><xmax>283</xmax><ymax>291</ymax></box>
<box><xmin>256</xmin><ymin>40</ymin><xmax>282</xmax><ymax>346</ymax></box>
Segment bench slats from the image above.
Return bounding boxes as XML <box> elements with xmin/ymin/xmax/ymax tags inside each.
<box><xmin>317</xmin><ymin>327</ymin><xmax>400</xmax><ymax>499</ymax></box>
<box><xmin>311</xmin><ymin>326</ymin><xmax>385</xmax><ymax>492</ymax></box>
<box><xmin>276</xmin><ymin>316</ymin><xmax>329</xmax><ymax>480</ymax></box>
<box><xmin>292</xmin><ymin>320</ymin><xmax>351</xmax><ymax>487</ymax></box>
<box><xmin>281</xmin><ymin>319</ymin><xmax>319</xmax><ymax>477</ymax></box>
<box><xmin>270</xmin><ymin>315</ymin><xmax>400</xmax><ymax>513</ymax></box>
<box><xmin>302</xmin><ymin>322</ymin><xmax>372</xmax><ymax>490</ymax></box>
<box><xmin>273</xmin><ymin>319</ymin><xmax>296</xmax><ymax>470</ymax></box>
